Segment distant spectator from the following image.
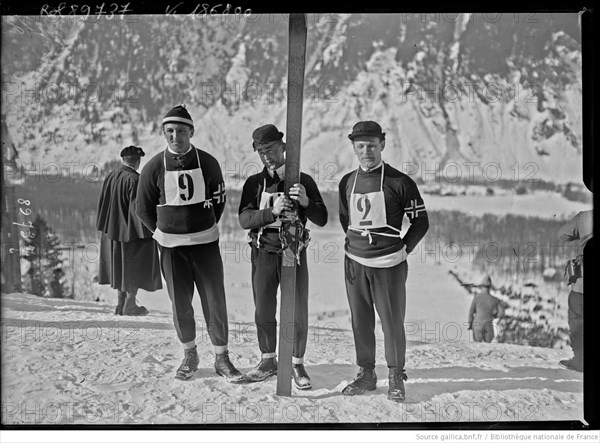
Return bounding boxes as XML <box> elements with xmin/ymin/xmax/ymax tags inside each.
<box><xmin>557</xmin><ymin>210</ymin><xmax>592</xmax><ymax>372</ymax></box>
<box><xmin>468</xmin><ymin>274</ymin><xmax>505</xmax><ymax>343</ymax></box>
<box><xmin>22</xmin><ymin>268</ymin><xmax>43</xmax><ymax>297</ymax></box>
<box><xmin>46</xmin><ymin>268</ymin><xmax>65</xmax><ymax>299</ymax></box>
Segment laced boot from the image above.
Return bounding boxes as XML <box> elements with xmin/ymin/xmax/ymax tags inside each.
<box><xmin>175</xmin><ymin>346</ymin><xmax>199</xmax><ymax>380</ymax></box>
<box><xmin>123</xmin><ymin>291</ymin><xmax>148</xmax><ymax>316</ymax></box>
<box><xmin>246</xmin><ymin>357</ymin><xmax>277</xmax><ymax>382</ymax></box>
<box><xmin>387</xmin><ymin>367</ymin><xmax>408</xmax><ymax>402</ymax></box>
<box><xmin>215</xmin><ymin>351</ymin><xmax>246</xmax><ymax>383</ymax></box>
<box><xmin>342</xmin><ymin>366</ymin><xmax>377</xmax><ymax>396</ymax></box>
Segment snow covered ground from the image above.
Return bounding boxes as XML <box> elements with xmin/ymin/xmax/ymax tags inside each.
<box><xmin>1</xmin><ymin>229</ymin><xmax>584</xmax><ymax>425</ymax></box>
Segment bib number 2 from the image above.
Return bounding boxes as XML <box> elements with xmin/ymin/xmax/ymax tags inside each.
<box><xmin>178</xmin><ymin>173</ymin><xmax>194</xmax><ymax>201</ymax></box>
<box><xmin>357</xmin><ymin>195</ymin><xmax>372</xmax><ymax>225</ymax></box>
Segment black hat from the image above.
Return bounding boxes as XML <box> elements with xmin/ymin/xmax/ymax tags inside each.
<box><xmin>162</xmin><ymin>104</ymin><xmax>194</xmax><ymax>128</ymax></box>
<box><xmin>348</xmin><ymin>121</ymin><xmax>386</xmax><ymax>140</ymax></box>
<box><xmin>252</xmin><ymin>124</ymin><xmax>284</xmax><ymax>150</ymax></box>
<box><xmin>479</xmin><ymin>274</ymin><xmax>492</xmax><ymax>288</ymax></box>
<box><xmin>120</xmin><ymin>146</ymin><xmax>145</xmax><ymax>158</ymax></box>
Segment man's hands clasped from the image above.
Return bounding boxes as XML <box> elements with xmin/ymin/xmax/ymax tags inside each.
<box><xmin>272</xmin><ymin>183</ymin><xmax>309</xmax><ymax>218</ymax></box>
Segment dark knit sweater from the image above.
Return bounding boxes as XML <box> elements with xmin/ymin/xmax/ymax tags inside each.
<box><xmin>136</xmin><ymin>146</ymin><xmax>225</xmax><ymax>234</ymax></box>
<box><xmin>339</xmin><ymin>163</ymin><xmax>429</xmax><ymax>258</ymax></box>
<box><xmin>238</xmin><ymin>168</ymin><xmax>328</xmax><ymax>250</ymax></box>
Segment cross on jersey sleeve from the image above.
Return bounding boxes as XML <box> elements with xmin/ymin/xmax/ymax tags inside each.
<box><xmin>400</xmin><ymin>177</ymin><xmax>429</xmax><ymax>254</ymax></box>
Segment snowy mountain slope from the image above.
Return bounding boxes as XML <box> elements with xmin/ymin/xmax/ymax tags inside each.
<box><xmin>1</xmin><ymin>14</ymin><xmax>584</xmax><ymax>185</ymax></box>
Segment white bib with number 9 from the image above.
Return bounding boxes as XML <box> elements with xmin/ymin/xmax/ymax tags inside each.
<box><xmin>163</xmin><ymin>149</ymin><xmax>207</xmax><ymax>206</ymax></box>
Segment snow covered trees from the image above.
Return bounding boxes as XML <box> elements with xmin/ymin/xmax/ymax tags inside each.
<box><xmin>21</xmin><ymin>214</ymin><xmax>67</xmax><ymax>298</ymax></box>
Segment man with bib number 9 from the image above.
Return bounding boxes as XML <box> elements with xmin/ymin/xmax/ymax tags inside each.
<box><xmin>136</xmin><ymin>105</ymin><xmax>245</xmax><ymax>383</ymax></box>
<box><xmin>339</xmin><ymin>121</ymin><xmax>429</xmax><ymax>402</ymax></box>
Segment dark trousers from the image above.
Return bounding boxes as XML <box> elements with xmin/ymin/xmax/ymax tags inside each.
<box><xmin>159</xmin><ymin>241</ymin><xmax>228</xmax><ymax>346</ymax></box>
<box><xmin>251</xmin><ymin>245</ymin><xmax>309</xmax><ymax>358</ymax></box>
<box><xmin>473</xmin><ymin>320</ymin><xmax>494</xmax><ymax>343</ymax></box>
<box><xmin>568</xmin><ymin>290</ymin><xmax>583</xmax><ymax>365</ymax></box>
<box><xmin>344</xmin><ymin>256</ymin><xmax>408</xmax><ymax>369</ymax></box>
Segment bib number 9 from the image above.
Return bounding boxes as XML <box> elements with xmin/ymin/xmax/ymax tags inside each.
<box><xmin>178</xmin><ymin>173</ymin><xmax>194</xmax><ymax>201</ymax></box>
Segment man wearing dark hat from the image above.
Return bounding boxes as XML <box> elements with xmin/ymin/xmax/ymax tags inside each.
<box><xmin>467</xmin><ymin>274</ymin><xmax>505</xmax><ymax>343</ymax></box>
<box><xmin>238</xmin><ymin>124</ymin><xmax>328</xmax><ymax>389</ymax></box>
<box><xmin>136</xmin><ymin>105</ymin><xmax>245</xmax><ymax>383</ymax></box>
<box><xmin>339</xmin><ymin>121</ymin><xmax>429</xmax><ymax>402</ymax></box>
<box><xmin>96</xmin><ymin>145</ymin><xmax>162</xmax><ymax>316</ymax></box>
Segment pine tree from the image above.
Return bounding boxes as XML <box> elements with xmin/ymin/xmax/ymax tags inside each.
<box><xmin>21</xmin><ymin>214</ymin><xmax>66</xmax><ymax>297</ymax></box>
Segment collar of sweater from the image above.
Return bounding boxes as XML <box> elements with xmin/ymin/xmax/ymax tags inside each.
<box><xmin>167</xmin><ymin>145</ymin><xmax>193</xmax><ymax>156</ymax></box>
<box><xmin>358</xmin><ymin>161</ymin><xmax>383</xmax><ymax>174</ymax></box>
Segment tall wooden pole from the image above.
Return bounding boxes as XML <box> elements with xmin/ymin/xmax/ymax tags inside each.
<box><xmin>276</xmin><ymin>13</ymin><xmax>307</xmax><ymax>397</ymax></box>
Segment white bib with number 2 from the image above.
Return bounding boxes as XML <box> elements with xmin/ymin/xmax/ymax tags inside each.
<box><xmin>348</xmin><ymin>163</ymin><xmax>401</xmax><ymax>243</ymax></box>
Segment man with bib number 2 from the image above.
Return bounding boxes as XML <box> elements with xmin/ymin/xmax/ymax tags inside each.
<box><xmin>136</xmin><ymin>105</ymin><xmax>245</xmax><ymax>383</ymax></box>
<box><xmin>339</xmin><ymin>121</ymin><xmax>429</xmax><ymax>402</ymax></box>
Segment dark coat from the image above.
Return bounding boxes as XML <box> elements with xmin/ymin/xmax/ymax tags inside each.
<box><xmin>96</xmin><ymin>165</ymin><xmax>162</xmax><ymax>292</ymax></box>
<box><xmin>96</xmin><ymin>165</ymin><xmax>153</xmax><ymax>242</ymax></box>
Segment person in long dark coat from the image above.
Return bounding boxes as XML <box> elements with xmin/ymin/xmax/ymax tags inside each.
<box><xmin>96</xmin><ymin>146</ymin><xmax>162</xmax><ymax>316</ymax></box>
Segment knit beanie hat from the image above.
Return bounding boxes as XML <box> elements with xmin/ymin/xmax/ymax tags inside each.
<box><xmin>162</xmin><ymin>105</ymin><xmax>194</xmax><ymax>129</ymax></box>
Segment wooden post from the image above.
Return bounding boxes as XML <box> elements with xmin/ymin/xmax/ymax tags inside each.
<box><xmin>276</xmin><ymin>13</ymin><xmax>307</xmax><ymax>397</ymax></box>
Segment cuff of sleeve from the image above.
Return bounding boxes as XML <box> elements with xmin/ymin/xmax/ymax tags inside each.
<box><xmin>262</xmin><ymin>208</ymin><xmax>276</xmax><ymax>224</ymax></box>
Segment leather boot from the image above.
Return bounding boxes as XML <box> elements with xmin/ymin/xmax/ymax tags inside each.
<box><xmin>123</xmin><ymin>290</ymin><xmax>148</xmax><ymax>316</ymax></box>
<box><xmin>292</xmin><ymin>364</ymin><xmax>312</xmax><ymax>390</ymax></box>
<box><xmin>114</xmin><ymin>291</ymin><xmax>126</xmax><ymax>315</ymax></box>
<box><xmin>175</xmin><ymin>346</ymin><xmax>199</xmax><ymax>380</ymax></box>
<box><xmin>215</xmin><ymin>351</ymin><xmax>246</xmax><ymax>383</ymax></box>
<box><xmin>342</xmin><ymin>366</ymin><xmax>377</xmax><ymax>396</ymax></box>
<box><xmin>246</xmin><ymin>357</ymin><xmax>277</xmax><ymax>382</ymax></box>
<box><xmin>387</xmin><ymin>367</ymin><xmax>408</xmax><ymax>402</ymax></box>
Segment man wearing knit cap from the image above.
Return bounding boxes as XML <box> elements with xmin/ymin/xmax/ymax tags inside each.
<box><xmin>238</xmin><ymin>124</ymin><xmax>328</xmax><ymax>389</ymax></box>
<box><xmin>339</xmin><ymin>121</ymin><xmax>429</xmax><ymax>402</ymax></box>
<box><xmin>136</xmin><ymin>105</ymin><xmax>245</xmax><ymax>383</ymax></box>
<box><xmin>467</xmin><ymin>274</ymin><xmax>505</xmax><ymax>343</ymax></box>
<box><xmin>96</xmin><ymin>146</ymin><xmax>162</xmax><ymax>316</ymax></box>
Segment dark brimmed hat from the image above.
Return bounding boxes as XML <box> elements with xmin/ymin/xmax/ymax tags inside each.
<box><xmin>120</xmin><ymin>146</ymin><xmax>145</xmax><ymax>158</ymax></box>
<box><xmin>479</xmin><ymin>274</ymin><xmax>492</xmax><ymax>288</ymax></box>
<box><xmin>348</xmin><ymin>121</ymin><xmax>386</xmax><ymax>140</ymax></box>
<box><xmin>162</xmin><ymin>104</ymin><xmax>194</xmax><ymax>128</ymax></box>
<box><xmin>252</xmin><ymin>124</ymin><xmax>284</xmax><ymax>150</ymax></box>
